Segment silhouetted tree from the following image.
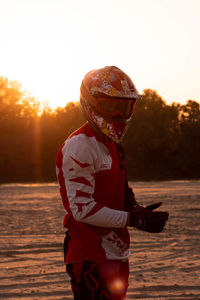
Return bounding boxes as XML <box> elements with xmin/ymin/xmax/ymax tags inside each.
<box><xmin>176</xmin><ymin>100</ymin><xmax>200</xmax><ymax>178</ymax></box>
<box><xmin>123</xmin><ymin>90</ymin><xmax>200</xmax><ymax>180</ymax></box>
<box><xmin>0</xmin><ymin>76</ymin><xmax>199</xmax><ymax>183</ymax></box>
<box><xmin>0</xmin><ymin>77</ymin><xmax>42</xmax><ymax>182</ymax></box>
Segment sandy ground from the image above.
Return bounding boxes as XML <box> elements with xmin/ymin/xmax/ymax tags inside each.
<box><xmin>0</xmin><ymin>180</ymin><xmax>200</xmax><ymax>299</ymax></box>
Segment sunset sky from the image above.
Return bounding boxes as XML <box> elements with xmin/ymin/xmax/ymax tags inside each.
<box><xmin>0</xmin><ymin>0</ymin><xmax>200</xmax><ymax>108</ymax></box>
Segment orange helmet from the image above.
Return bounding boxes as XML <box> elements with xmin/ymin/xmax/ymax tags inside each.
<box><xmin>80</xmin><ymin>66</ymin><xmax>140</xmax><ymax>143</ymax></box>
<box><xmin>81</xmin><ymin>66</ymin><xmax>139</xmax><ymax>98</ymax></box>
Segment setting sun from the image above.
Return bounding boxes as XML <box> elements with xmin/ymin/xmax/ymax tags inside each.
<box><xmin>0</xmin><ymin>0</ymin><xmax>200</xmax><ymax>109</ymax></box>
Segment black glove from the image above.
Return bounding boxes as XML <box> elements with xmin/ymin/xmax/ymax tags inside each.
<box><xmin>129</xmin><ymin>202</ymin><xmax>169</xmax><ymax>233</ymax></box>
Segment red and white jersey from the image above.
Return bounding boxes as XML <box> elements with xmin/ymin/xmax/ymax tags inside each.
<box><xmin>56</xmin><ymin>122</ymin><xmax>130</xmax><ymax>263</ymax></box>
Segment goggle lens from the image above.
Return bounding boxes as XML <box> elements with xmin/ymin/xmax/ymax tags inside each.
<box><xmin>99</xmin><ymin>99</ymin><xmax>135</xmax><ymax>119</ymax></box>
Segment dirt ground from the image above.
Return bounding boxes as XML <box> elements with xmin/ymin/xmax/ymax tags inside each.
<box><xmin>0</xmin><ymin>180</ymin><xmax>200</xmax><ymax>299</ymax></box>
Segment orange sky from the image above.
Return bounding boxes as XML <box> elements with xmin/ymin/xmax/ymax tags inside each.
<box><xmin>0</xmin><ymin>0</ymin><xmax>200</xmax><ymax>108</ymax></box>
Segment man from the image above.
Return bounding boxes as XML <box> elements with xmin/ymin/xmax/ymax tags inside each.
<box><xmin>56</xmin><ymin>66</ymin><xmax>168</xmax><ymax>299</ymax></box>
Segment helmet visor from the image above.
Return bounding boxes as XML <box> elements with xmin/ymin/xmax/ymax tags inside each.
<box><xmin>98</xmin><ymin>98</ymin><xmax>136</xmax><ymax>120</ymax></box>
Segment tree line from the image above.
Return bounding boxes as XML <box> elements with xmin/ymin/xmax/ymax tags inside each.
<box><xmin>0</xmin><ymin>76</ymin><xmax>200</xmax><ymax>183</ymax></box>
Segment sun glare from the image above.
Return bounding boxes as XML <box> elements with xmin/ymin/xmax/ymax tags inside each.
<box><xmin>12</xmin><ymin>35</ymin><xmax>85</xmax><ymax>109</ymax></box>
<box><xmin>22</xmin><ymin>76</ymin><xmax>80</xmax><ymax>110</ymax></box>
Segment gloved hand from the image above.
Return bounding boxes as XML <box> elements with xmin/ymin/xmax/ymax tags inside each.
<box><xmin>128</xmin><ymin>202</ymin><xmax>169</xmax><ymax>233</ymax></box>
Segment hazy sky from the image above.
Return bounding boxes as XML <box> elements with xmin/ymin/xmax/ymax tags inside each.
<box><xmin>0</xmin><ymin>0</ymin><xmax>200</xmax><ymax>108</ymax></box>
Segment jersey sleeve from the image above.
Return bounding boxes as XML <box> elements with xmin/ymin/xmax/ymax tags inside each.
<box><xmin>57</xmin><ymin>135</ymin><xmax>128</xmax><ymax>228</ymax></box>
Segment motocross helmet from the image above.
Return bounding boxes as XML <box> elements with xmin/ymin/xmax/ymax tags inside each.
<box><xmin>80</xmin><ymin>66</ymin><xmax>140</xmax><ymax>143</ymax></box>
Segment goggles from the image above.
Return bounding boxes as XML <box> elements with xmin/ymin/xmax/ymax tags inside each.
<box><xmin>97</xmin><ymin>97</ymin><xmax>136</xmax><ymax>120</ymax></box>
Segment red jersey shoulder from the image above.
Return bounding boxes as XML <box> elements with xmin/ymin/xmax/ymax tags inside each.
<box><xmin>68</xmin><ymin>123</ymin><xmax>94</xmax><ymax>139</ymax></box>
<box><xmin>56</xmin><ymin>123</ymin><xmax>89</xmax><ymax>167</ymax></box>
<box><xmin>68</xmin><ymin>123</ymin><xmax>109</xmax><ymax>147</ymax></box>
